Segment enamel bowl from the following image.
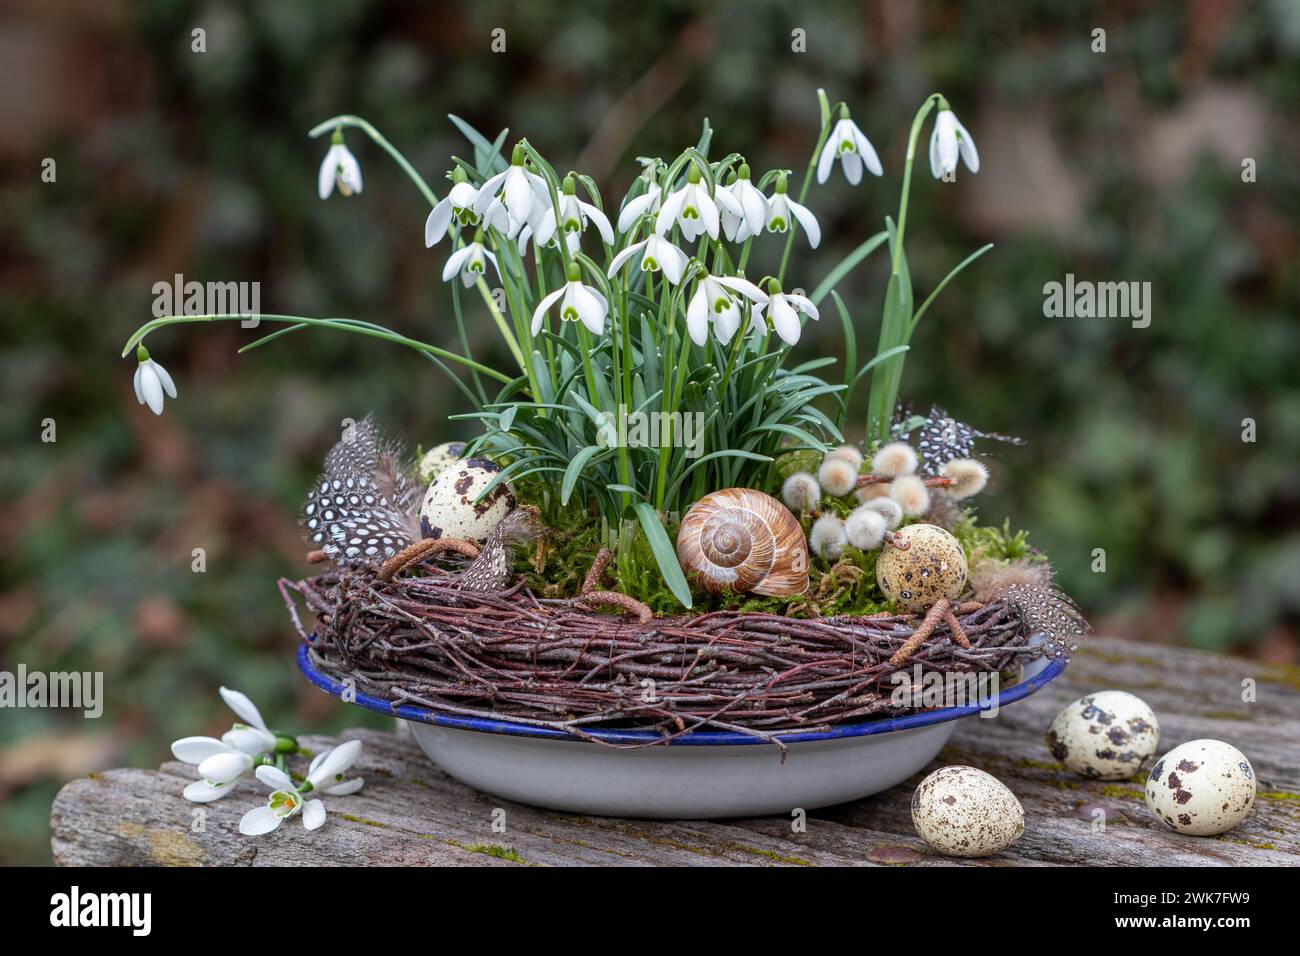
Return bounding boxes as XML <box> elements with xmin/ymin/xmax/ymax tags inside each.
<box><xmin>297</xmin><ymin>642</ymin><xmax>1067</xmax><ymax>819</ymax></box>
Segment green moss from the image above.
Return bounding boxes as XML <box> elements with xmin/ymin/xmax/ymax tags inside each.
<box><xmin>464</xmin><ymin>842</ymin><xmax>528</xmax><ymax>863</ymax></box>
<box><xmin>514</xmin><ymin>477</ymin><xmax>1036</xmax><ymax>618</ymax></box>
<box><xmin>1098</xmin><ymin>785</ymin><xmax>1144</xmax><ymax>801</ymax></box>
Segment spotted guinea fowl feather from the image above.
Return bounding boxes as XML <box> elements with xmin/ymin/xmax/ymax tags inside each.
<box><xmin>300</xmin><ymin>417</ymin><xmax>421</xmax><ymax>565</ymax></box>
<box><xmin>459</xmin><ymin>506</ymin><xmax>541</xmax><ymax>591</ymax></box>
<box><xmin>893</xmin><ymin>404</ymin><xmax>1025</xmax><ymax>476</ymax></box>
<box><xmin>1003</xmin><ymin>582</ymin><xmax>1090</xmax><ymax>660</ymax></box>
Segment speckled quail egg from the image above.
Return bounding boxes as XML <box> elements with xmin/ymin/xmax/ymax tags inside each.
<box><xmin>1047</xmin><ymin>691</ymin><xmax>1160</xmax><ymax>780</ymax></box>
<box><xmin>875</xmin><ymin>523</ymin><xmax>967</xmax><ymax>613</ymax></box>
<box><xmin>418</xmin><ymin>457</ymin><xmax>515</xmax><ymax>544</ymax></box>
<box><xmin>417</xmin><ymin>441</ymin><xmax>467</xmax><ymax>483</ymax></box>
<box><xmin>911</xmin><ymin>766</ymin><xmax>1024</xmax><ymax>857</ymax></box>
<box><xmin>1145</xmin><ymin>739</ymin><xmax>1256</xmax><ymax>836</ymax></box>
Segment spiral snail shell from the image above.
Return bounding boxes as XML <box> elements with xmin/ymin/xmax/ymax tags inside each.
<box><xmin>676</xmin><ymin>489</ymin><xmax>808</xmax><ymax>597</ymax></box>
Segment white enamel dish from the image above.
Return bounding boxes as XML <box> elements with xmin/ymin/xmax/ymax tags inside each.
<box><xmin>298</xmin><ymin>642</ymin><xmax>1066</xmax><ymax>819</ymax></box>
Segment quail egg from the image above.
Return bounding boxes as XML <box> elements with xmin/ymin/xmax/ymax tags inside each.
<box><xmin>911</xmin><ymin>766</ymin><xmax>1024</xmax><ymax>857</ymax></box>
<box><xmin>876</xmin><ymin>523</ymin><xmax>968</xmax><ymax>612</ymax></box>
<box><xmin>418</xmin><ymin>457</ymin><xmax>515</xmax><ymax>544</ymax></box>
<box><xmin>1145</xmin><ymin>739</ymin><xmax>1256</xmax><ymax>836</ymax></box>
<box><xmin>1046</xmin><ymin>690</ymin><xmax>1160</xmax><ymax>780</ymax></box>
<box><xmin>417</xmin><ymin>441</ymin><xmax>467</xmax><ymax>483</ymax></box>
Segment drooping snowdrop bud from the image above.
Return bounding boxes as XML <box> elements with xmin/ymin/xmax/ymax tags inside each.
<box><xmin>825</xmin><ymin>444</ymin><xmax>864</xmax><ymax>472</ymax></box>
<box><xmin>532</xmin><ymin>262</ymin><xmax>609</xmax><ymax>336</ymax></box>
<box><xmin>809</xmin><ymin>514</ymin><xmax>848</xmax><ymax>561</ymax></box>
<box><xmin>607</xmin><ymin>232</ymin><xmax>689</xmax><ymax>285</ymax></box>
<box><xmin>860</xmin><ymin>496</ymin><xmax>904</xmax><ymax>530</ymax></box>
<box><xmin>817</xmin><ymin>106</ymin><xmax>883</xmax><ymax>185</ymax></box>
<box><xmin>845</xmin><ymin>506</ymin><xmax>888</xmax><ymax>551</ymax></box>
<box><xmin>890</xmin><ymin>474</ymin><xmax>931</xmax><ymax>517</ymax></box>
<box><xmin>442</xmin><ymin>231</ymin><xmax>500</xmax><ymax>288</ymax></box>
<box><xmin>534</xmin><ymin>175</ymin><xmax>614</xmax><ymax>252</ymax></box>
<box><xmin>781</xmin><ymin>472</ymin><xmax>821</xmax><ymax>514</ymax></box>
<box><xmin>685</xmin><ymin>272</ymin><xmax>768</xmax><ymax>346</ymax></box>
<box><xmin>940</xmin><ymin>458</ymin><xmax>989</xmax><ymax>499</ymax></box>
<box><xmin>133</xmin><ymin>346</ymin><xmax>178</xmax><ymax>416</ymax></box>
<box><xmin>765</xmin><ymin>174</ymin><xmax>820</xmax><ymax>248</ymax></box>
<box><xmin>302</xmin><ymin>739</ymin><xmax>364</xmax><ymax>796</ymax></box>
<box><xmin>754</xmin><ymin>279</ymin><xmax>819</xmax><ymax>346</ymax></box>
<box><xmin>871</xmin><ymin>442</ymin><xmax>919</xmax><ymax>479</ymax></box>
<box><xmin>929</xmin><ymin>107</ymin><xmax>980</xmax><ymax>179</ymax></box>
<box><xmin>721</xmin><ymin>164</ymin><xmax>767</xmax><ymax>242</ymax></box>
<box><xmin>425</xmin><ymin>168</ymin><xmax>480</xmax><ymax>247</ymax></box>
<box><xmin>817</xmin><ymin>457</ymin><xmax>858</xmax><ymax>497</ymax></box>
<box><xmin>318</xmin><ymin>128</ymin><xmax>363</xmax><ymax>199</ymax></box>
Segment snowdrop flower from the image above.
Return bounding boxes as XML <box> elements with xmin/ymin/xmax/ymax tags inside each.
<box><xmin>617</xmin><ymin>189</ymin><xmax>661</xmax><ymax>234</ymax></box>
<box><xmin>424</xmin><ymin>168</ymin><xmax>481</xmax><ymax>247</ymax></box>
<box><xmin>441</xmin><ymin>232</ymin><xmax>500</xmax><ymax>288</ymax></box>
<box><xmin>171</xmin><ymin>737</ymin><xmax>257</xmax><ymax>803</ymax></box>
<box><xmin>474</xmin><ymin>145</ymin><xmax>550</xmax><ymax>239</ymax></box>
<box><xmin>533</xmin><ymin>176</ymin><xmax>614</xmax><ymax>252</ymax></box>
<box><xmin>606</xmin><ymin>233</ymin><xmax>689</xmax><ymax>285</ymax></box>
<box><xmin>306</xmin><ymin>748</ymin><xmax>365</xmax><ymax>796</ymax></box>
<box><xmin>755</xmin><ymin>282</ymin><xmax>820</xmax><ymax>346</ymax></box>
<box><xmin>656</xmin><ymin>164</ymin><xmax>741</xmax><ymax>242</ymax></box>
<box><xmin>720</xmin><ymin>164</ymin><xmax>767</xmax><ymax>242</ymax></box>
<box><xmin>929</xmin><ymin>107</ymin><xmax>979</xmax><ymax>178</ymax></box>
<box><xmin>171</xmin><ymin>686</ymin><xmax>279</xmax><ymax>802</ymax></box>
<box><xmin>132</xmin><ymin>346</ymin><xmax>177</xmax><ymax>416</ymax></box>
<box><xmin>764</xmin><ymin>174</ymin><xmax>820</xmax><ymax>248</ymax></box>
<box><xmin>686</xmin><ymin>273</ymin><xmax>768</xmax><ymax>346</ymax></box>
<box><xmin>816</xmin><ymin>107</ymin><xmax>883</xmax><ymax>185</ymax></box>
<box><xmin>317</xmin><ymin>129</ymin><xmax>363</xmax><ymax>199</ymax></box>
<box><xmin>532</xmin><ymin>264</ymin><xmax>609</xmax><ymax>336</ymax></box>
<box><xmin>239</xmin><ymin>740</ymin><xmax>364</xmax><ymax>836</ymax></box>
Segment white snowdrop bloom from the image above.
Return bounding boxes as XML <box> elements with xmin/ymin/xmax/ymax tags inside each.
<box><xmin>217</xmin><ymin>686</ymin><xmax>278</xmax><ymax>754</ymax></box>
<box><xmin>424</xmin><ymin>173</ymin><xmax>481</xmax><ymax>247</ymax></box>
<box><xmin>239</xmin><ymin>766</ymin><xmax>308</xmax><ymax>835</ymax></box>
<box><xmin>816</xmin><ymin>111</ymin><xmax>883</xmax><ymax>185</ymax></box>
<box><xmin>606</xmin><ymin>233</ymin><xmax>689</xmax><ymax>285</ymax></box>
<box><xmin>238</xmin><ymin>740</ymin><xmax>364</xmax><ymax>836</ymax></box>
<box><xmin>534</xmin><ymin>176</ymin><xmax>614</xmax><ymax>252</ymax></box>
<box><xmin>317</xmin><ymin>131</ymin><xmax>363</xmax><ymax>199</ymax></box>
<box><xmin>655</xmin><ymin>164</ymin><xmax>741</xmax><ymax>242</ymax></box>
<box><xmin>474</xmin><ymin>147</ymin><xmax>550</xmax><ymax>238</ymax></box>
<box><xmin>929</xmin><ymin>107</ymin><xmax>980</xmax><ymax>178</ymax></box>
<box><xmin>441</xmin><ymin>237</ymin><xmax>500</xmax><ymax>288</ymax></box>
<box><xmin>720</xmin><ymin>164</ymin><xmax>767</xmax><ymax>242</ymax></box>
<box><xmin>617</xmin><ymin>189</ymin><xmax>661</xmax><ymax>234</ymax></box>
<box><xmin>764</xmin><ymin>175</ymin><xmax>820</xmax><ymax>248</ymax></box>
<box><xmin>686</xmin><ymin>273</ymin><xmax>768</xmax><ymax>346</ymax></box>
<box><xmin>304</xmin><ymin>739</ymin><xmax>365</xmax><ymax>796</ymax></box>
<box><xmin>757</xmin><ymin>287</ymin><xmax>820</xmax><ymax>346</ymax></box>
<box><xmin>132</xmin><ymin>347</ymin><xmax>177</xmax><ymax>416</ymax></box>
<box><xmin>531</xmin><ymin>264</ymin><xmax>610</xmax><ymax>336</ymax></box>
<box><xmin>171</xmin><ymin>737</ymin><xmax>254</xmax><ymax>802</ymax></box>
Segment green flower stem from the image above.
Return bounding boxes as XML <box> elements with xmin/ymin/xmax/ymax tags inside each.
<box><xmin>776</xmin><ymin>114</ymin><xmax>833</xmax><ymax>286</ymax></box>
<box><xmin>121</xmin><ymin>314</ymin><xmax>513</xmax><ymax>385</ymax></box>
<box><xmin>475</xmin><ymin>278</ymin><xmax>529</xmax><ymax>375</ymax></box>
<box><xmin>891</xmin><ymin>94</ymin><xmax>944</xmax><ymax>276</ymax></box>
<box><xmin>309</xmin><ymin>115</ymin><xmax>439</xmax><ymax>209</ymax></box>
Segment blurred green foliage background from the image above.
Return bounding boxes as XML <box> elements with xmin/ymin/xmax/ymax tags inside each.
<box><xmin>1</xmin><ymin>0</ymin><xmax>1297</xmax><ymax>864</ymax></box>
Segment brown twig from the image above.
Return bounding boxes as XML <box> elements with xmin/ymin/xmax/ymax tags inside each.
<box><xmin>855</xmin><ymin>475</ymin><xmax>955</xmax><ymax>489</ymax></box>
<box><xmin>378</xmin><ymin>537</ymin><xmax>481</xmax><ymax>582</ymax></box>
<box><xmin>582</xmin><ymin>548</ymin><xmax>613</xmax><ymax>595</ymax></box>
<box><xmin>575</xmin><ymin>590</ymin><xmax>654</xmax><ymax>623</ymax></box>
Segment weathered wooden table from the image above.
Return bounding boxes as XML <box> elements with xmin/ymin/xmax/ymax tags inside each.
<box><xmin>51</xmin><ymin>637</ymin><xmax>1300</xmax><ymax>866</ymax></box>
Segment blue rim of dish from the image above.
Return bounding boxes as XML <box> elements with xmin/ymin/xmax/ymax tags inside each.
<box><xmin>297</xmin><ymin>639</ymin><xmax>1069</xmax><ymax>746</ymax></box>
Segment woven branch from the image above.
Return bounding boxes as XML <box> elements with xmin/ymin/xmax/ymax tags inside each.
<box><xmin>281</xmin><ymin>563</ymin><xmax>1051</xmax><ymax>749</ymax></box>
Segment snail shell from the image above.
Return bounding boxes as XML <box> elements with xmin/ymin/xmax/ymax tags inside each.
<box><xmin>676</xmin><ymin>489</ymin><xmax>808</xmax><ymax>597</ymax></box>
